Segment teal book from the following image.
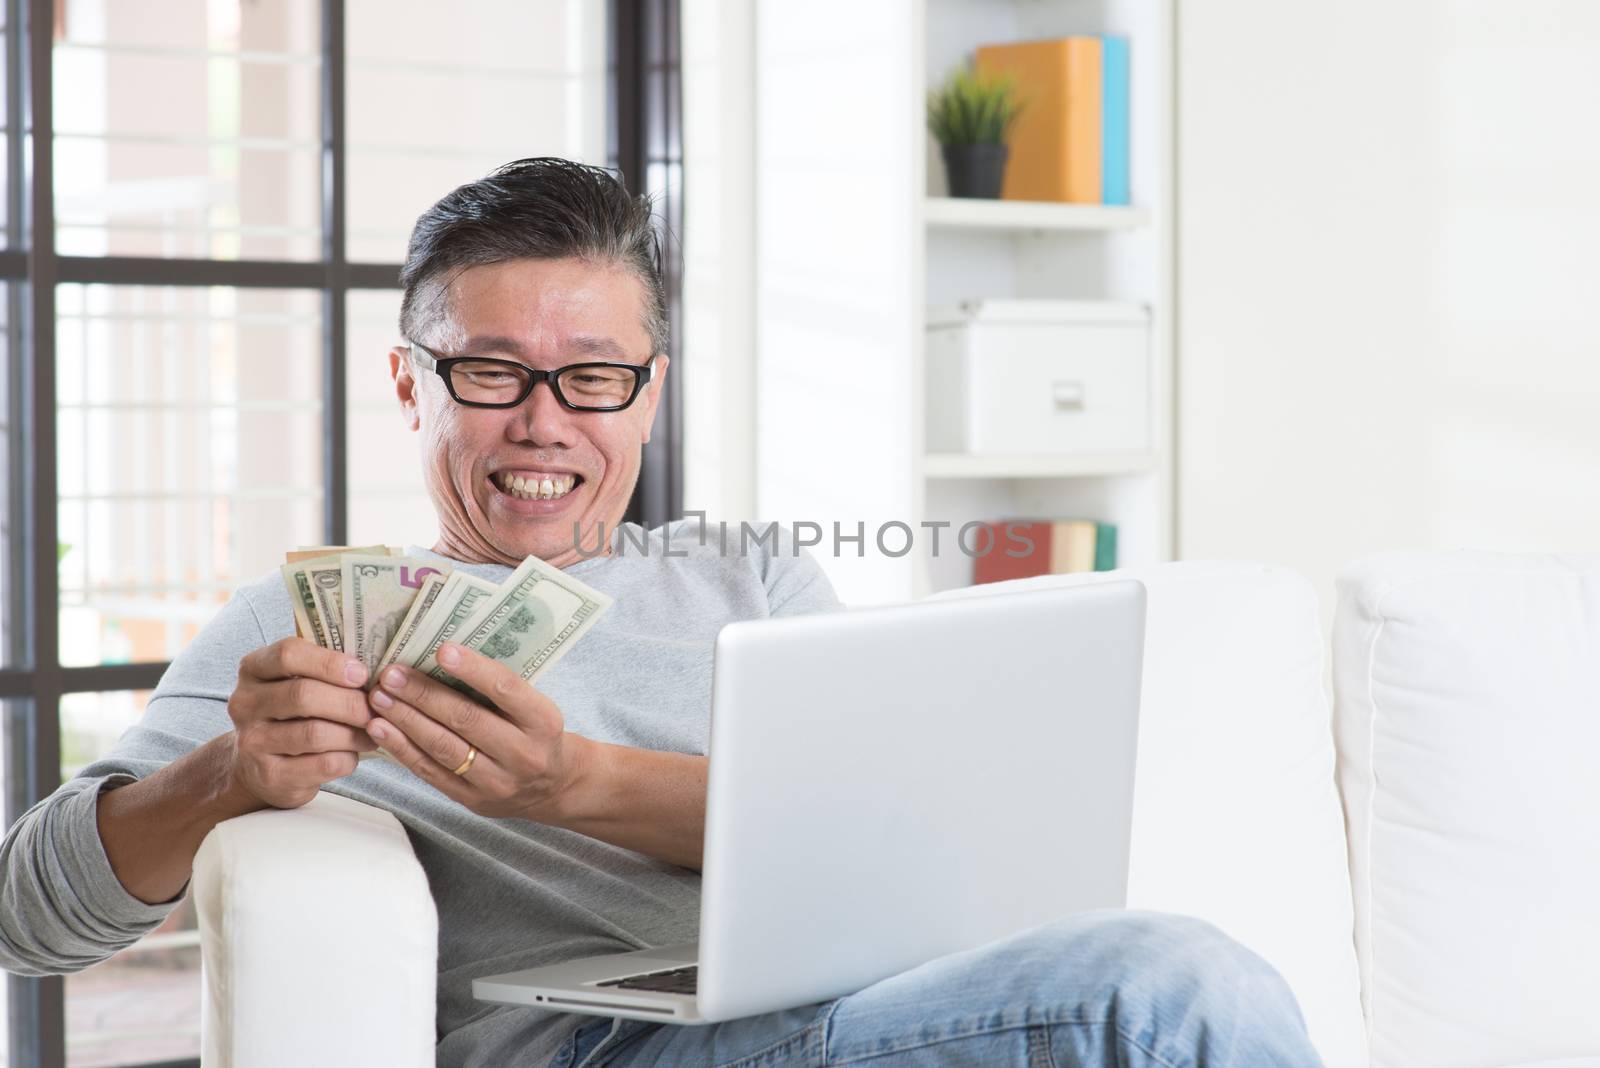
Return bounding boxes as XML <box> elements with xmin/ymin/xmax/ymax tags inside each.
<box><xmin>1100</xmin><ymin>35</ymin><xmax>1130</xmax><ymax>205</ymax></box>
<box><xmin>1093</xmin><ymin>522</ymin><xmax>1118</xmax><ymax>572</ymax></box>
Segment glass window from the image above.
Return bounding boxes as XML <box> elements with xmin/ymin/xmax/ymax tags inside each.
<box><xmin>0</xmin><ymin>5</ymin><xmax>9</xmax><ymax>243</ymax></box>
<box><xmin>344</xmin><ymin>0</ymin><xmax>608</xmax><ymax>262</ymax></box>
<box><xmin>56</xmin><ymin>285</ymin><xmax>325</xmax><ymax>666</ymax></box>
<box><xmin>1</xmin><ymin>284</ymin><xmax>14</xmax><ymax>669</ymax></box>
<box><xmin>0</xmin><ymin>699</ymin><xmax>12</xmax><ymax>1068</ymax></box>
<box><xmin>347</xmin><ymin>289</ymin><xmax>434</xmax><ymax>547</ymax></box>
<box><xmin>61</xmin><ymin>692</ymin><xmax>202</xmax><ymax>1068</ymax></box>
<box><xmin>53</xmin><ymin>0</ymin><xmax>322</xmax><ymax>260</ymax></box>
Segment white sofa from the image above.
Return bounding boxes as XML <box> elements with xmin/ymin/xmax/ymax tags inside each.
<box><xmin>193</xmin><ymin>551</ymin><xmax>1600</xmax><ymax>1067</ymax></box>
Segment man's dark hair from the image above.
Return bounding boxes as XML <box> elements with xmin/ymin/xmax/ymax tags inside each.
<box><xmin>399</xmin><ymin>157</ymin><xmax>667</xmax><ymax>356</ymax></box>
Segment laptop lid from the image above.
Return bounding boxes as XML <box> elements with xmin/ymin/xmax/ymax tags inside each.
<box><xmin>694</xmin><ymin>580</ymin><xmax>1145</xmax><ymax>1022</ymax></box>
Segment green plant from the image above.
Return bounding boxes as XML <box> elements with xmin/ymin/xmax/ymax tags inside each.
<box><xmin>926</xmin><ymin>68</ymin><xmax>1025</xmax><ymax>147</ymax></box>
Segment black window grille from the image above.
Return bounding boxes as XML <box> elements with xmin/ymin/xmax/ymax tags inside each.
<box><xmin>0</xmin><ymin>1</ymin><xmax>681</xmax><ymax>1064</ymax></box>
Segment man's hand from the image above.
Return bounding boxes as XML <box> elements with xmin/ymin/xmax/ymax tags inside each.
<box><xmin>364</xmin><ymin>643</ymin><xmax>582</xmax><ymax>821</ymax></box>
<box><xmin>228</xmin><ymin>637</ymin><xmax>378</xmax><ymax>809</ymax></box>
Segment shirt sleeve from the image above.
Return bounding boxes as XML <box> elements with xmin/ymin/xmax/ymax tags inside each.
<box><xmin>0</xmin><ymin>582</ymin><xmax>273</xmax><ymax>976</ymax></box>
<box><xmin>754</xmin><ymin>522</ymin><xmax>845</xmax><ymax>618</ymax></box>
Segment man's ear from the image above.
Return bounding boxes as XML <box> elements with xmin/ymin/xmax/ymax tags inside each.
<box><xmin>639</xmin><ymin>354</ymin><xmax>670</xmax><ymax>445</ymax></box>
<box><xmin>391</xmin><ymin>347</ymin><xmax>422</xmax><ymax>432</ymax></box>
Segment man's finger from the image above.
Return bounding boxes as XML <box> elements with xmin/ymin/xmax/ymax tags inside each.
<box><xmin>261</xmin><ymin>719</ymin><xmax>378</xmax><ymax>757</ymax></box>
<box><xmin>367</xmin><ymin>717</ymin><xmax>475</xmax><ymax>802</ymax></box>
<box><xmin>367</xmin><ymin>692</ymin><xmax>477</xmax><ymax>772</ymax></box>
<box><xmin>370</xmin><ymin>663</ymin><xmax>525</xmax><ymax>752</ymax></box>
<box><xmin>431</xmin><ymin>643</ymin><xmax>562</xmax><ymax>734</ymax></box>
<box><xmin>267</xmin><ymin>677</ymin><xmax>375</xmax><ymax>729</ymax></box>
<box><xmin>243</xmin><ymin>636</ymin><xmax>368</xmax><ymax>689</ymax></box>
<box><xmin>269</xmin><ymin>749</ymin><xmax>361</xmax><ymax>787</ymax></box>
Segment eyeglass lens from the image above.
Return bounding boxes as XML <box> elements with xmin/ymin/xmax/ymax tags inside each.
<box><xmin>449</xmin><ymin>360</ymin><xmax>639</xmax><ymax>408</ymax></box>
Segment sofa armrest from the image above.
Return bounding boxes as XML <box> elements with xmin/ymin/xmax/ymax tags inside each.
<box><xmin>193</xmin><ymin>791</ymin><xmax>437</xmax><ymax>1068</ymax></box>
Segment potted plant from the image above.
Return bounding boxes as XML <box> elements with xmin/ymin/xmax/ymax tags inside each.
<box><xmin>927</xmin><ymin>67</ymin><xmax>1024</xmax><ymax>198</ymax></box>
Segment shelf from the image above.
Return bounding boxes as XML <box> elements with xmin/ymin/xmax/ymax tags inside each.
<box><xmin>924</xmin><ymin>197</ymin><xmax>1149</xmax><ymax>234</ymax></box>
<box><xmin>923</xmin><ymin>452</ymin><xmax>1158</xmax><ymax>479</ymax></box>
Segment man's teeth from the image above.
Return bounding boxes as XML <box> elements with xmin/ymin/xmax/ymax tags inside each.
<box><xmin>496</xmin><ymin>473</ymin><xmax>579</xmax><ymax>500</ymax></box>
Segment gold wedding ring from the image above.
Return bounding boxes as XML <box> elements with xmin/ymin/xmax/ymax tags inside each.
<box><xmin>452</xmin><ymin>745</ymin><xmax>478</xmax><ymax>777</ymax></box>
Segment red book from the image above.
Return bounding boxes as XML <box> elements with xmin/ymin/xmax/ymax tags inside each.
<box><xmin>972</xmin><ymin>521</ymin><xmax>1053</xmax><ymax>584</ymax></box>
<box><xmin>971</xmin><ymin>519</ymin><xmax>1115</xmax><ymax>585</ymax></box>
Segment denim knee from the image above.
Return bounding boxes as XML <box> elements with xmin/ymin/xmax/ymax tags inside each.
<box><xmin>1016</xmin><ymin>910</ymin><xmax>1318</xmax><ymax>1066</ymax></box>
<box><xmin>821</xmin><ymin>911</ymin><xmax>1320</xmax><ymax>1068</ymax></box>
<box><xmin>1019</xmin><ymin>910</ymin><xmax>1296</xmax><ymax>1008</ymax></box>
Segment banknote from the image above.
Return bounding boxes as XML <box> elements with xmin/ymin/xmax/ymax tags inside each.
<box><xmin>342</xmin><ymin>554</ymin><xmax>454</xmax><ymax>674</ymax></box>
<box><xmin>447</xmin><ymin>554</ymin><xmax>613</xmax><ymax>686</ymax></box>
<box><xmin>280</xmin><ymin>545</ymin><xmax>388</xmax><ymax>648</ymax></box>
<box><xmin>281</xmin><ymin>560</ymin><xmax>332</xmax><ymax>646</ymax></box>
<box><xmin>382</xmin><ymin>571</ymin><xmax>502</xmax><ymax>678</ymax></box>
<box><xmin>287</xmin><ymin>544</ymin><xmax>401</xmax><ymax>565</ymax></box>
<box><xmin>373</xmin><ymin>571</ymin><xmax>452</xmax><ymax>676</ymax></box>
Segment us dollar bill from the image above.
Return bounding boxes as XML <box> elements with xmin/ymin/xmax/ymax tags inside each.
<box><xmin>382</xmin><ymin>571</ymin><xmax>502</xmax><ymax>677</ymax></box>
<box><xmin>374</xmin><ymin>571</ymin><xmax>451</xmax><ymax>676</ymax></box>
<box><xmin>281</xmin><ymin>562</ymin><xmax>332</xmax><ymax>646</ymax></box>
<box><xmin>444</xmin><ymin>555</ymin><xmax>613</xmax><ymax>687</ymax></box>
<box><xmin>343</xmin><ymin>554</ymin><xmax>453</xmax><ymax>675</ymax></box>
<box><xmin>289</xmin><ymin>545</ymin><xmax>403</xmax><ymax>563</ymax></box>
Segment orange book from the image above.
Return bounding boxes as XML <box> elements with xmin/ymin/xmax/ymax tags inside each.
<box><xmin>975</xmin><ymin>37</ymin><xmax>1103</xmax><ymax>203</ymax></box>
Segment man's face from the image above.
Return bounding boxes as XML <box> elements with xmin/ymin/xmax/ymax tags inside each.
<box><xmin>390</xmin><ymin>256</ymin><xmax>668</xmax><ymax>568</ymax></box>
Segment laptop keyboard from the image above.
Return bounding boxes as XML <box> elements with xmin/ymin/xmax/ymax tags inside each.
<box><xmin>595</xmin><ymin>964</ymin><xmax>698</xmax><ymax>995</ymax></box>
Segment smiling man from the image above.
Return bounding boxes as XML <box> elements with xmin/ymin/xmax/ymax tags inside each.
<box><xmin>0</xmin><ymin>159</ymin><xmax>1323</xmax><ymax>1067</ymax></box>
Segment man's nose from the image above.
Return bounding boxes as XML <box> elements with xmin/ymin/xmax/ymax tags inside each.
<box><xmin>509</xmin><ymin>377</ymin><xmax>576</xmax><ymax>447</ymax></box>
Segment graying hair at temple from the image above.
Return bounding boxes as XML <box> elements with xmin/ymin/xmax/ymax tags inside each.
<box><xmin>398</xmin><ymin>156</ymin><xmax>669</xmax><ymax>357</ymax></box>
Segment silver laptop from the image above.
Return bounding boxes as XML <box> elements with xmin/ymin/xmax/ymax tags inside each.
<box><xmin>473</xmin><ymin>580</ymin><xmax>1146</xmax><ymax>1024</ymax></box>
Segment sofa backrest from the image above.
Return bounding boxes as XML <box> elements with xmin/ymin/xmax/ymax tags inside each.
<box><xmin>937</xmin><ymin>562</ymin><xmax>1366</xmax><ymax>1067</ymax></box>
<box><xmin>1335</xmin><ymin>550</ymin><xmax>1600</xmax><ymax>1068</ymax></box>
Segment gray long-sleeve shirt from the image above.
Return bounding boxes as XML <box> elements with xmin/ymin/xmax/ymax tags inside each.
<box><xmin>0</xmin><ymin>519</ymin><xmax>841</xmax><ymax>1067</ymax></box>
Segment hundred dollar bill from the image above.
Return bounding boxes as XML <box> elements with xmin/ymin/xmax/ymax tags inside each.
<box><xmin>382</xmin><ymin>571</ymin><xmax>501</xmax><ymax>677</ymax></box>
<box><xmin>280</xmin><ymin>545</ymin><xmax>387</xmax><ymax>649</ymax></box>
<box><xmin>342</xmin><ymin>554</ymin><xmax>453</xmax><ymax>675</ymax></box>
<box><xmin>442</xmin><ymin>555</ymin><xmax>613</xmax><ymax>687</ymax></box>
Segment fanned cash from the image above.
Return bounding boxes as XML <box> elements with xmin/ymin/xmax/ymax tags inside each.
<box><xmin>280</xmin><ymin>545</ymin><xmax>612</xmax><ymax>705</ymax></box>
<box><xmin>343</xmin><ymin>555</ymin><xmax>454</xmax><ymax>674</ymax></box>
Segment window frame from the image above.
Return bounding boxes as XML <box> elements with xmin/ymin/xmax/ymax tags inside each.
<box><xmin>0</xmin><ymin>1</ymin><xmax>682</xmax><ymax>1065</ymax></box>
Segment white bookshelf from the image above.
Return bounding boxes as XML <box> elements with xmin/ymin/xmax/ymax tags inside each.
<box><xmin>923</xmin><ymin>452</ymin><xmax>1160</xmax><ymax>480</ymax></box>
<box><xmin>924</xmin><ymin>196</ymin><xmax>1150</xmax><ymax>233</ymax></box>
<box><xmin>753</xmin><ymin>0</ymin><xmax>1173</xmax><ymax>605</ymax></box>
<box><xmin>914</xmin><ymin>0</ymin><xmax>1175</xmax><ymax>598</ymax></box>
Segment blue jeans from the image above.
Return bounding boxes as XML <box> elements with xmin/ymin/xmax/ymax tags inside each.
<box><xmin>546</xmin><ymin>911</ymin><xmax>1323</xmax><ymax>1068</ymax></box>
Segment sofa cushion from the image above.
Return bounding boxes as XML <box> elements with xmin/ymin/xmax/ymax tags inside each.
<box><xmin>936</xmin><ymin>562</ymin><xmax>1366</xmax><ymax>1067</ymax></box>
<box><xmin>1335</xmin><ymin>551</ymin><xmax>1600</xmax><ymax>1067</ymax></box>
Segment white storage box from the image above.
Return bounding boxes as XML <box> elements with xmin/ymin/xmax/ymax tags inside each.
<box><xmin>925</xmin><ymin>300</ymin><xmax>1151</xmax><ymax>455</ymax></box>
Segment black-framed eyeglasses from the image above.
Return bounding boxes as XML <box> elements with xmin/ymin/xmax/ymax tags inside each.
<box><xmin>408</xmin><ymin>341</ymin><xmax>656</xmax><ymax>411</ymax></box>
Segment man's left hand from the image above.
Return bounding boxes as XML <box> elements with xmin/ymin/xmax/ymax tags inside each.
<box><xmin>366</xmin><ymin>643</ymin><xmax>586</xmax><ymax>821</ymax></box>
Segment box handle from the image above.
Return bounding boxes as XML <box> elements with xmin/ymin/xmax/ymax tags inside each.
<box><xmin>1052</xmin><ymin>380</ymin><xmax>1087</xmax><ymax>412</ymax></box>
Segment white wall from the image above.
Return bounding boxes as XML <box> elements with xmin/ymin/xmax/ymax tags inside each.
<box><xmin>752</xmin><ymin>0</ymin><xmax>923</xmax><ymax>605</ymax></box>
<box><xmin>1178</xmin><ymin>1</ymin><xmax>1600</xmax><ymax>622</ymax></box>
<box><xmin>681</xmin><ymin>0</ymin><xmax>758</xmax><ymax>523</ymax></box>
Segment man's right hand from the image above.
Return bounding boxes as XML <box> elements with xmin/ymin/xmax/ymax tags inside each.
<box><xmin>227</xmin><ymin>638</ymin><xmax>377</xmax><ymax>809</ymax></box>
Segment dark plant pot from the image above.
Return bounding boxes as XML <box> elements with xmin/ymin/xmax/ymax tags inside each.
<box><xmin>941</xmin><ymin>143</ymin><xmax>1009</xmax><ymax>199</ymax></box>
